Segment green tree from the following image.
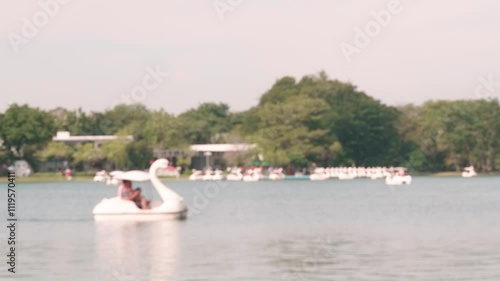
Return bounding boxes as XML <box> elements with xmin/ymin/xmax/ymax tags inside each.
<box><xmin>102</xmin><ymin>138</ymin><xmax>130</xmax><ymax>169</ymax></box>
<box><xmin>35</xmin><ymin>142</ymin><xmax>74</xmax><ymax>162</ymax></box>
<box><xmin>253</xmin><ymin>96</ymin><xmax>329</xmax><ymax>165</ymax></box>
<box><xmin>72</xmin><ymin>143</ymin><xmax>106</xmax><ymax>168</ymax></box>
<box><xmin>259</xmin><ymin>76</ymin><xmax>298</xmax><ymax>105</ymax></box>
<box><xmin>178</xmin><ymin>103</ymin><xmax>233</xmax><ymax>144</ymax></box>
<box><xmin>126</xmin><ymin>140</ymin><xmax>153</xmax><ymax>169</ymax></box>
<box><xmin>246</xmin><ymin>72</ymin><xmax>403</xmax><ymax>167</ymax></box>
<box><xmin>0</xmin><ymin>104</ymin><xmax>56</xmax><ymax>159</ymax></box>
<box><xmin>396</xmin><ymin>99</ymin><xmax>500</xmax><ymax>172</ymax></box>
<box><xmin>100</xmin><ymin>104</ymin><xmax>151</xmax><ymax>136</ymax></box>
<box><xmin>142</xmin><ymin>110</ymin><xmax>183</xmax><ymax>149</ymax></box>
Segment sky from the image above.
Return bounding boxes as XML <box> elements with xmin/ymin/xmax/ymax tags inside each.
<box><xmin>0</xmin><ymin>0</ymin><xmax>499</xmax><ymax>114</ymax></box>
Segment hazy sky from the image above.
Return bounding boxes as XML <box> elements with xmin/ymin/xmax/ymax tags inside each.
<box><xmin>1</xmin><ymin>0</ymin><xmax>499</xmax><ymax>114</ymax></box>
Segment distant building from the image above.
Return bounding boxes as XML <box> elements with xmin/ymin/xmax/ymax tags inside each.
<box><xmin>49</xmin><ymin>132</ymin><xmax>255</xmax><ymax>171</ymax></box>
<box><xmin>39</xmin><ymin>131</ymin><xmax>134</xmax><ymax>172</ymax></box>
<box><xmin>153</xmin><ymin>143</ymin><xmax>256</xmax><ymax>170</ymax></box>
<box><xmin>189</xmin><ymin>143</ymin><xmax>256</xmax><ymax>170</ymax></box>
<box><xmin>52</xmin><ymin>131</ymin><xmax>133</xmax><ymax>148</ymax></box>
<box><xmin>190</xmin><ymin>144</ymin><xmax>257</xmax><ymax>153</ymax></box>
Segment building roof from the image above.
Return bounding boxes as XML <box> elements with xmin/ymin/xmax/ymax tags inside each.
<box><xmin>190</xmin><ymin>143</ymin><xmax>256</xmax><ymax>153</ymax></box>
<box><xmin>52</xmin><ymin>131</ymin><xmax>133</xmax><ymax>142</ymax></box>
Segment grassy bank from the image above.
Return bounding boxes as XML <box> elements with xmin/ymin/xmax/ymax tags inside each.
<box><xmin>12</xmin><ymin>172</ymin><xmax>191</xmax><ymax>183</ymax></box>
<box><xmin>429</xmin><ymin>172</ymin><xmax>499</xmax><ymax>176</ymax></box>
<box><xmin>428</xmin><ymin>172</ymin><xmax>462</xmax><ymax>177</ymax></box>
<box><xmin>10</xmin><ymin>171</ymin><xmax>499</xmax><ymax>183</ymax></box>
<box><xmin>14</xmin><ymin>173</ymin><xmax>93</xmax><ymax>183</ymax></box>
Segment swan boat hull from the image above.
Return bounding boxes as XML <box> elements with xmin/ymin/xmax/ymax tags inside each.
<box><xmin>92</xmin><ymin>159</ymin><xmax>189</xmax><ymax>221</ymax></box>
<box><xmin>93</xmin><ymin>197</ymin><xmax>188</xmax><ymax>221</ymax></box>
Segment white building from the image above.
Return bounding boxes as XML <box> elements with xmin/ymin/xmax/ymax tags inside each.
<box><xmin>52</xmin><ymin>131</ymin><xmax>133</xmax><ymax>148</ymax></box>
<box><xmin>190</xmin><ymin>143</ymin><xmax>256</xmax><ymax>153</ymax></box>
<box><xmin>189</xmin><ymin>143</ymin><xmax>257</xmax><ymax>170</ymax></box>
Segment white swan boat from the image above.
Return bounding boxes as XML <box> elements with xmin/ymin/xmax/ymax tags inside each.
<box><xmin>384</xmin><ymin>167</ymin><xmax>412</xmax><ymax>186</ymax></box>
<box><xmin>310</xmin><ymin>168</ymin><xmax>329</xmax><ymax>181</ymax></box>
<box><xmin>93</xmin><ymin>170</ymin><xmax>108</xmax><ymax>182</ymax></box>
<box><xmin>93</xmin><ymin>159</ymin><xmax>188</xmax><ymax>221</ymax></box>
<box><xmin>202</xmin><ymin>169</ymin><xmax>214</xmax><ymax>181</ymax></box>
<box><xmin>212</xmin><ymin>170</ymin><xmax>225</xmax><ymax>181</ymax></box>
<box><xmin>227</xmin><ymin>168</ymin><xmax>243</xmax><ymax>181</ymax></box>
<box><xmin>106</xmin><ymin>171</ymin><xmax>123</xmax><ymax>186</ymax></box>
<box><xmin>338</xmin><ymin>172</ymin><xmax>357</xmax><ymax>180</ymax></box>
<box><xmin>243</xmin><ymin>170</ymin><xmax>261</xmax><ymax>182</ymax></box>
<box><xmin>189</xmin><ymin>170</ymin><xmax>204</xmax><ymax>181</ymax></box>
<box><xmin>268</xmin><ymin>168</ymin><xmax>285</xmax><ymax>180</ymax></box>
<box><xmin>462</xmin><ymin>166</ymin><xmax>477</xmax><ymax>178</ymax></box>
<box><xmin>385</xmin><ymin>175</ymin><xmax>412</xmax><ymax>185</ymax></box>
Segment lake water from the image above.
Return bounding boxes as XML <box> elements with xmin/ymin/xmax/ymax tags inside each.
<box><xmin>1</xmin><ymin>177</ymin><xmax>500</xmax><ymax>281</ymax></box>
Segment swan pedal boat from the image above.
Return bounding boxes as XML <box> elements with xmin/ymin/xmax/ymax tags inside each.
<box><xmin>93</xmin><ymin>159</ymin><xmax>188</xmax><ymax>221</ymax></box>
<box><xmin>385</xmin><ymin>175</ymin><xmax>412</xmax><ymax>186</ymax></box>
<box><xmin>462</xmin><ymin>166</ymin><xmax>477</xmax><ymax>178</ymax></box>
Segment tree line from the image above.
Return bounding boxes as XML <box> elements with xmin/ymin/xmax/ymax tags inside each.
<box><xmin>1</xmin><ymin>72</ymin><xmax>499</xmax><ymax>173</ymax></box>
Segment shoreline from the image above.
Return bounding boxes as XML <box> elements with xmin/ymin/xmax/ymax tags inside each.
<box><xmin>11</xmin><ymin>173</ymin><xmax>500</xmax><ymax>183</ymax></box>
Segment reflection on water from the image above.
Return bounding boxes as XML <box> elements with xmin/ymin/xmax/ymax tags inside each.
<box><xmin>95</xmin><ymin>220</ymin><xmax>179</xmax><ymax>281</ymax></box>
<box><xmin>270</xmin><ymin>232</ymin><xmax>500</xmax><ymax>281</ymax></box>
<box><xmin>2</xmin><ymin>177</ymin><xmax>500</xmax><ymax>280</ymax></box>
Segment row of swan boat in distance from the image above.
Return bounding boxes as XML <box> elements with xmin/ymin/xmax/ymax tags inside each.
<box><xmin>189</xmin><ymin>166</ymin><xmax>412</xmax><ymax>185</ymax></box>
<box><xmin>310</xmin><ymin>166</ymin><xmax>412</xmax><ymax>185</ymax></box>
<box><xmin>189</xmin><ymin>167</ymin><xmax>286</xmax><ymax>182</ymax></box>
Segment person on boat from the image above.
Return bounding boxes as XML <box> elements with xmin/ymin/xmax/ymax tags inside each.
<box><xmin>65</xmin><ymin>168</ymin><xmax>73</xmax><ymax>181</ymax></box>
<box><xmin>117</xmin><ymin>180</ymin><xmax>148</xmax><ymax>209</ymax></box>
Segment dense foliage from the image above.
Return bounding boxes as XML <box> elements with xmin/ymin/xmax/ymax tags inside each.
<box><xmin>1</xmin><ymin>72</ymin><xmax>499</xmax><ymax>172</ymax></box>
